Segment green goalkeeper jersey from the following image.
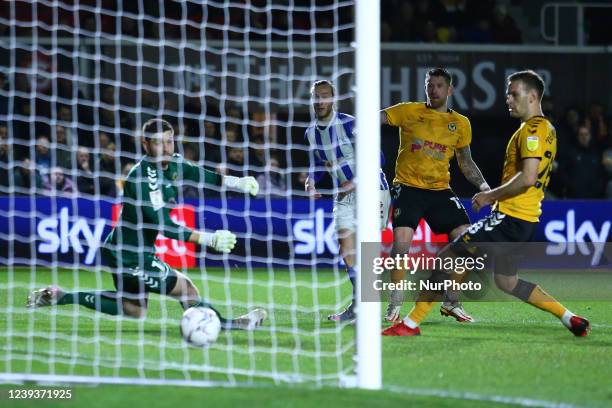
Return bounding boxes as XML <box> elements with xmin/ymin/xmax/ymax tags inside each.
<box><xmin>103</xmin><ymin>153</ymin><xmax>221</xmax><ymax>267</ymax></box>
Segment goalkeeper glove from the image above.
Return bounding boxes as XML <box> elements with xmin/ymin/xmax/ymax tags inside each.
<box><xmin>198</xmin><ymin>230</ymin><xmax>237</xmax><ymax>253</ymax></box>
<box><xmin>223</xmin><ymin>175</ymin><xmax>260</xmax><ymax>196</ymax></box>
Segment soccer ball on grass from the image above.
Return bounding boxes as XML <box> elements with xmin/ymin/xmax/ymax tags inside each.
<box><xmin>180</xmin><ymin>306</ymin><xmax>221</xmax><ymax>348</ymax></box>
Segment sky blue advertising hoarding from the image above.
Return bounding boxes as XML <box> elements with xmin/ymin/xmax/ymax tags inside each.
<box><xmin>0</xmin><ymin>197</ymin><xmax>610</xmax><ymax>267</ymax></box>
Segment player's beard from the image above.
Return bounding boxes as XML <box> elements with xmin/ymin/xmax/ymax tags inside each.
<box><xmin>150</xmin><ymin>155</ymin><xmax>170</xmax><ymax>169</ymax></box>
<box><xmin>315</xmin><ymin>105</ymin><xmax>333</xmax><ymax>121</ymax></box>
<box><xmin>427</xmin><ymin>96</ymin><xmax>445</xmax><ymax>110</ymax></box>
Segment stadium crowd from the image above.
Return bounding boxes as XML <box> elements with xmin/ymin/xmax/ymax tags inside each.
<box><xmin>0</xmin><ymin>1</ymin><xmax>611</xmax><ymax>200</ymax></box>
<box><xmin>381</xmin><ymin>0</ymin><xmax>522</xmax><ymax>44</ymax></box>
<box><xmin>0</xmin><ymin>67</ymin><xmax>610</xmax><ymax>200</ymax></box>
<box><xmin>2</xmin><ymin>0</ymin><xmax>612</xmax><ymax>45</ymax></box>
<box><xmin>2</xmin><ymin>0</ymin><xmax>523</xmax><ymax>44</ymax></box>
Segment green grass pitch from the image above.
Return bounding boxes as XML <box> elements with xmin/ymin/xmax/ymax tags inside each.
<box><xmin>1</xmin><ymin>267</ymin><xmax>611</xmax><ymax>407</ymax></box>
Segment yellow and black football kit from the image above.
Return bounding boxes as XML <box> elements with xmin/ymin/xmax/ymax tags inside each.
<box><xmin>460</xmin><ymin>115</ymin><xmax>557</xmax><ymax>247</ymax></box>
<box><xmin>384</xmin><ymin>102</ymin><xmax>471</xmax><ymax>232</ymax></box>
<box><xmin>408</xmin><ymin>116</ymin><xmax>581</xmax><ymax>329</ymax></box>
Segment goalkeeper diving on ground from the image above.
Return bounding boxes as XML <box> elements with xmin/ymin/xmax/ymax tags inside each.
<box><xmin>27</xmin><ymin>118</ymin><xmax>267</xmax><ymax>331</ymax></box>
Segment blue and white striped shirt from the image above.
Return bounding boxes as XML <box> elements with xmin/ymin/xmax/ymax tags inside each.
<box><xmin>305</xmin><ymin>112</ymin><xmax>389</xmax><ymax>191</ymax></box>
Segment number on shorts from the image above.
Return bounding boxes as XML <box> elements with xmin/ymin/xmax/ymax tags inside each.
<box><xmin>450</xmin><ymin>197</ymin><xmax>463</xmax><ymax>209</ymax></box>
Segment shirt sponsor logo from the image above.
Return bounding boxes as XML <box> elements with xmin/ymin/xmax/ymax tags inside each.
<box><xmin>410</xmin><ymin>137</ymin><xmax>447</xmax><ymax>160</ymax></box>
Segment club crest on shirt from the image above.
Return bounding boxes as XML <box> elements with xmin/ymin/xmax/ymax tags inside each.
<box><xmin>448</xmin><ymin>122</ymin><xmax>457</xmax><ymax>132</ymax></box>
<box><xmin>526</xmin><ymin>136</ymin><xmax>539</xmax><ymax>152</ymax></box>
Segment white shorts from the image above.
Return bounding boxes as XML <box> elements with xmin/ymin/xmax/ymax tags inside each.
<box><xmin>333</xmin><ymin>190</ymin><xmax>392</xmax><ymax>232</ymax></box>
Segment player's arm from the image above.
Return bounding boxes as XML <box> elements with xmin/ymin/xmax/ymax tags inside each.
<box><xmin>180</xmin><ymin>157</ymin><xmax>259</xmax><ymax>196</ymax></box>
<box><xmin>305</xmin><ymin>175</ymin><xmax>322</xmax><ymax>199</ymax></box>
<box><xmin>305</xmin><ymin>151</ymin><xmax>325</xmax><ymax>199</ymax></box>
<box><xmin>472</xmin><ymin>158</ymin><xmax>540</xmax><ymax>212</ymax></box>
<box><xmin>128</xmin><ymin>176</ymin><xmax>237</xmax><ymax>253</ymax></box>
<box><xmin>455</xmin><ymin>146</ymin><xmax>490</xmax><ymax>192</ymax></box>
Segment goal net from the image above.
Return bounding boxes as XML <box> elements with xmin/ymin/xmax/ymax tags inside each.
<box><xmin>0</xmin><ymin>0</ymin><xmax>373</xmax><ymax>387</ymax></box>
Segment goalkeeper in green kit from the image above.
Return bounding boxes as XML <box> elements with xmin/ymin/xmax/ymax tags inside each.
<box><xmin>28</xmin><ymin>118</ymin><xmax>267</xmax><ymax>330</ymax></box>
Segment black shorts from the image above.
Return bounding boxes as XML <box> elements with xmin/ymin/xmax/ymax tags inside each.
<box><xmin>102</xmin><ymin>247</ymin><xmax>179</xmax><ymax>295</ymax></box>
<box><xmin>452</xmin><ymin>211</ymin><xmax>537</xmax><ymax>276</ymax></box>
<box><xmin>391</xmin><ymin>184</ymin><xmax>470</xmax><ymax>234</ymax></box>
<box><xmin>459</xmin><ymin>211</ymin><xmax>536</xmax><ymax>243</ymax></box>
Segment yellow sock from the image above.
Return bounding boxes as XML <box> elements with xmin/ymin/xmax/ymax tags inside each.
<box><xmin>407</xmin><ymin>301</ymin><xmax>435</xmax><ymax>325</ymax></box>
<box><xmin>527</xmin><ymin>285</ymin><xmax>567</xmax><ymax>319</ymax></box>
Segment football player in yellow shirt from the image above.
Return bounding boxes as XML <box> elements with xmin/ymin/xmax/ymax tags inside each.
<box><xmin>383</xmin><ymin>70</ymin><xmax>590</xmax><ymax>337</ymax></box>
<box><xmin>381</xmin><ymin>68</ymin><xmax>490</xmax><ymax>323</ymax></box>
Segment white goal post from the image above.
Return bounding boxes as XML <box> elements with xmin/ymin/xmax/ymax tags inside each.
<box><xmin>0</xmin><ymin>0</ymin><xmax>382</xmax><ymax>390</ymax></box>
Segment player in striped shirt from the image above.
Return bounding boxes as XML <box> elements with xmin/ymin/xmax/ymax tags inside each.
<box><xmin>305</xmin><ymin>80</ymin><xmax>391</xmax><ymax>322</ymax></box>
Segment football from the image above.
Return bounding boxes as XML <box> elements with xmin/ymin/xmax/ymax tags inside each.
<box><xmin>180</xmin><ymin>307</ymin><xmax>221</xmax><ymax>348</ymax></box>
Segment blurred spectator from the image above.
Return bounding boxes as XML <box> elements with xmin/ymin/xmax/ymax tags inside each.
<box><xmin>216</xmin><ymin>146</ymin><xmax>248</xmax><ymax>196</ymax></box>
<box><xmin>57</xmin><ymin>105</ymin><xmax>73</xmax><ymax>124</ymax></box>
<box><xmin>226</xmin><ymin>146</ymin><xmax>246</xmax><ymax>176</ymax></box>
<box><xmin>463</xmin><ymin>18</ymin><xmax>492</xmax><ymax>43</ymax></box>
<box><xmin>98</xmin><ymin>85</ymin><xmax>135</xmax><ymax>154</ymax></box>
<box><xmin>140</xmin><ymin>89</ymin><xmax>161</xmax><ymax>123</ymax></box>
<box><xmin>586</xmin><ymin>102</ymin><xmax>609</xmax><ymax>149</ymax></box>
<box><xmin>121</xmin><ymin>15</ymin><xmax>138</xmax><ymax>37</ymax></box>
<box><xmin>249</xmin><ymin>140</ymin><xmax>267</xmax><ymax>169</ymax></box>
<box><xmin>256</xmin><ymin>155</ymin><xmax>287</xmax><ymax>198</ymax></box>
<box><xmin>182</xmin><ymin>142</ymin><xmax>199</xmax><ymax>163</ymax></box>
<box><xmin>416</xmin><ymin>20</ymin><xmax>438</xmax><ymax>42</ymax></box>
<box><xmin>601</xmin><ymin>149</ymin><xmax>612</xmax><ymax>199</ymax></box>
<box><xmin>75</xmin><ymin>146</ymin><xmax>95</xmax><ymax>195</ymax></box>
<box><xmin>99</xmin><ymin>143</ymin><xmax>118</xmax><ymax>197</ymax></box>
<box><xmin>557</xmin><ymin>107</ymin><xmax>582</xmax><ymax>157</ymax></box>
<box><xmin>223</xmin><ymin>127</ymin><xmax>241</xmax><ymax>147</ymax></box>
<box><xmin>490</xmin><ymin>5</ymin><xmax>522</xmax><ymax>43</ymax></box>
<box><xmin>293</xmin><ymin>171</ymin><xmax>309</xmax><ymax>195</ymax></box>
<box><xmin>98</xmin><ymin>131</ymin><xmax>113</xmax><ymax>151</ymax></box>
<box><xmin>602</xmin><ymin>149</ymin><xmax>612</xmax><ymax>198</ymax></box>
<box><xmin>54</xmin><ymin>125</ymin><xmax>73</xmax><ymax>169</ymax></box>
<box><xmin>380</xmin><ymin>0</ymin><xmax>526</xmax><ymax>44</ymax></box>
<box><xmin>541</xmin><ymin>98</ymin><xmax>557</xmax><ymax>124</ymax></box>
<box><xmin>43</xmin><ymin>166</ymin><xmax>74</xmax><ymax>195</ymax></box>
<box><xmin>14</xmin><ymin>158</ymin><xmax>43</xmax><ymax>192</ymax></box>
<box><xmin>0</xmin><ymin>72</ymin><xmax>7</xmax><ymax>118</ymax></box>
<box><xmin>561</xmin><ymin>125</ymin><xmax>606</xmax><ymax>198</ymax></box>
<box><xmin>56</xmin><ymin>76</ymin><xmax>94</xmax><ymax>133</ymax></box>
<box><xmin>183</xmin><ymin>88</ymin><xmax>201</xmax><ymax>136</ymax></box>
<box><xmin>202</xmin><ymin>119</ymin><xmax>221</xmax><ymax>163</ymax></box>
<box><xmin>35</xmin><ymin>136</ymin><xmax>52</xmax><ymax>174</ymax></box>
<box><xmin>0</xmin><ymin>123</ymin><xmax>8</xmax><ymax>190</ymax></box>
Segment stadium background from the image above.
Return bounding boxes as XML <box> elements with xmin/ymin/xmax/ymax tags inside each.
<box><xmin>0</xmin><ymin>1</ymin><xmax>611</xmax><ymax>407</ymax></box>
<box><xmin>0</xmin><ymin>1</ymin><xmax>610</xmax><ymax>266</ymax></box>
